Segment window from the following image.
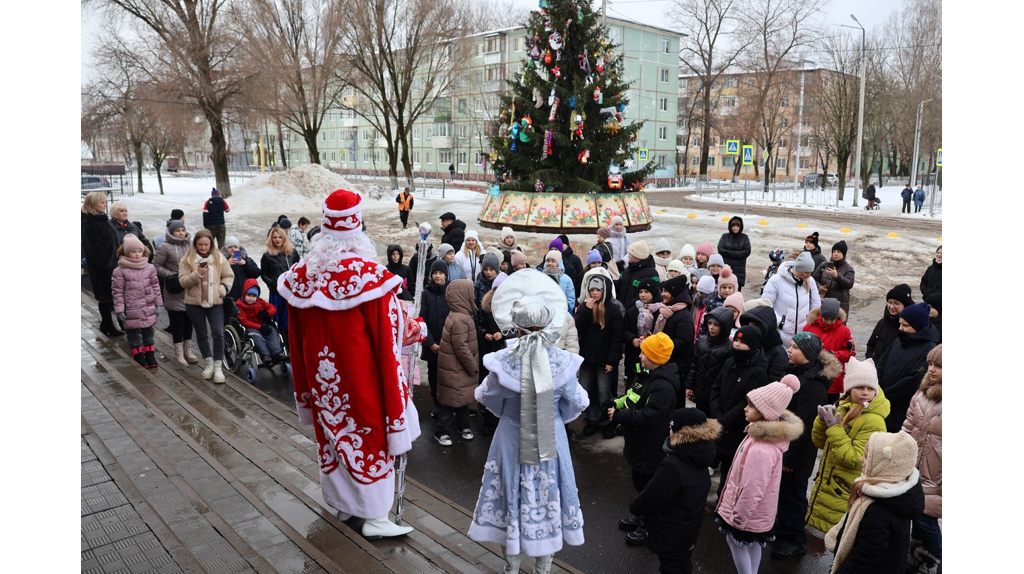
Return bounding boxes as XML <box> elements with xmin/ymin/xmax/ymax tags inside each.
<box><xmin>331</xmin><ymin>152</ymin><xmax>336</xmax><ymax>161</ymax></box>
<box><xmin>781</xmin><ymin>97</ymin><xmax>789</xmax><ymax>107</ymax></box>
<box><xmin>474</xmin><ymin>152</ymin><xmax>483</xmax><ymax>164</ymax></box>
<box><xmin>514</xmin><ymin>37</ymin><xmax>523</xmax><ymax>52</ymax></box>
<box><xmin>458</xmin><ymin>99</ymin><xmax>467</xmax><ymax>113</ymax></box>
<box><xmin>458</xmin><ymin>152</ymin><xmax>467</xmax><ymax>165</ymax></box>
<box><xmin>435</xmin><ymin>123</ymin><xmax>449</xmax><ymax>137</ymax></box>
<box><xmin>799</xmin><ymin>158</ymin><xmax>810</xmax><ymax>169</ymax></box>
<box><xmin>722</xmin><ymin>156</ymin><xmax>734</xmax><ymax>167</ymax></box>
<box><xmin>658</xmin><ymin>155</ymin><xmax>666</xmax><ymax>168</ymax></box>
<box><xmin>485</xmin><ymin>64</ymin><xmax>506</xmax><ymax>82</ymax></box>
<box><xmin>800</xmin><ymin>136</ymin><xmax>810</xmax><ymax>147</ymax></box>
<box><xmin>362</xmin><ymin>151</ymin><xmax>368</xmax><ymax>162</ymax></box>
<box><xmin>475</xmin><ymin>98</ymin><xmax>483</xmax><ymax>112</ymax></box>
<box><xmin>660</xmin><ymin>69</ymin><xmax>669</xmax><ymax>83</ymax></box>
<box><xmin>691</xmin><ymin>136</ymin><xmax>701</xmax><ymax>147</ymax></box>
<box><xmin>802</xmin><ymin>116</ymin><xmax>811</xmax><ymax>127</ymax></box>
<box><xmin>458</xmin><ymin>125</ymin><xmax>467</xmax><ymax>138</ymax></box>
<box><xmin>776</xmin><ymin>158</ymin><xmax>787</xmax><ymax>169</ymax></box>
<box><xmin>679</xmin><ymin>78</ymin><xmax>688</xmax><ymax>90</ymax></box>
<box><xmin>413</xmin><ymin>127</ymin><xmax>420</xmax><ymax>140</ymax></box>
<box><xmin>321</xmin><ymin>152</ymin><xmax>327</xmax><ymax>161</ymax></box>
<box><xmin>707</xmin><ymin>156</ymin><xmax>715</xmax><ymax>167</ymax></box>
<box><xmin>426</xmin><ymin>126</ymin><xmax>433</xmax><ymax>139</ymax></box>
<box><xmin>722</xmin><ymin>96</ymin><xmax>737</xmax><ymax>108</ymax></box>
<box><xmin>414</xmin><ymin>151</ymin><xmax>420</xmax><ymax>163</ymax></box>
<box><xmin>779</xmin><ymin>138</ymin><xmax>787</xmax><ymax>149</ymax></box>
<box><xmin>691</xmin><ymin>156</ymin><xmax>699</xmax><ymax>166</ymax></box>
<box><xmin>362</xmin><ymin>129</ymin><xmax>370</xmax><ymax>141</ymax></box>
<box><xmin>679</xmin><ymin>97</ymin><xmax>690</xmax><ymax>110</ymax></box>
<box><xmin>439</xmin><ymin>151</ymin><xmax>452</xmax><ymax>164</ymax></box>
<box><xmin>677</xmin><ymin>117</ymin><xmax>688</xmax><ymax>129</ymax></box>
<box><xmin>485</xmin><ymin>37</ymin><xmax>501</xmax><ymax>53</ymax></box>
<box><xmin>781</xmin><ymin>118</ymin><xmax>789</xmax><ymax>128</ymax></box>
<box><xmin>658</xmin><ymin>126</ymin><xmax>667</xmax><ymax>140</ymax></box>
<box><xmin>425</xmin><ymin>152</ymin><xmax>431</xmax><ymax>164</ymax></box>
<box><xmin>330</xmin><ymin>131</ymin><xmax>335</xmax><ymax>141</ymax></box>
<box><xmin>322</xmin><ymin>131</ymin><xmax>327</xmax><ymax>141</ymax></box>
<box><xmin>724</xmin><ymin>77</ymin><xmax>738</xmax><ymax>88</ymax></box>
<box><xmin>659</xmin><ymin>98</ymin><xmax>668</xmax><ymax>112</ymax></box>
<box><xmin>661</xmin><ymin>39</ymin><xmax>670</xmax><ymax>54</ymax></box>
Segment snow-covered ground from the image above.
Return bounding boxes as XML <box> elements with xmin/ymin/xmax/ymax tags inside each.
<box><xmin>116</xmin><ymin>165</ymin><xmax>941</xmax><ymax>349</ymax></box>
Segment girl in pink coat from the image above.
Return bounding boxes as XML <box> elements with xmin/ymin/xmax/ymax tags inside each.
<box><xmin>112</xmin><ymin>234</ymin><xmax>164</xmax><ymax>369</ymax></box>
<box><xmin>715</xmin><ymin>375</ymin><xmax>804</xmax><ymax>574</ymax></box>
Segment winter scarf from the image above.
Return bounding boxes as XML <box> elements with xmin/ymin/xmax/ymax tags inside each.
<box><xmin>826</xmin><ymin>469</ymin><xmax>921</xmax><ymax>574</ymax></box>
<box><xmin>543</xmin><ymin>266</ymin><xmax>564</xmax><ymax>283</ymax></box>
<box><xmin>654</xmin><ymin>302</ymin><xmax>688</xmax><ymax>334</ymax></box>
<box><xmin>637</xmin><ymin>302</ymin><xmax>663</xmax><ymax>337</ymax></box>
<box><xmin>118</xmin><ymin>255</ymin><xmax>149</xmax><ymax>270</ymax></box>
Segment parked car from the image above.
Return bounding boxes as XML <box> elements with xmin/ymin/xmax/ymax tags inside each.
<box><xmin>81</xmin><ymin>176</ymin><xmax>112</xmax><ymax>192</ymax></box>
<box><xmin>802</xmin><ymin>173</ymin><xmax>823</xmax><ymax>187</ymax></box>
<box><xmin>825</xmin><ymin>173</ymin><xmax>839</xmax><ymax>186</ymax></box>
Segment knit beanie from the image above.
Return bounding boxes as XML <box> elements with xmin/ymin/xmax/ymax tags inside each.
<box><xmin>924</xmin><ymin>292</ymin><xmax>941</xmax><ymax>316</ymax></box>
<box><xmin>549</xmin><ymin>237</ymin><xmax>564</xmax><ymax>252</ymax></box>
<box><xmin>628</xmin><ymin>240</ymin><xmax>650</xmax><ymax>260</ymax></box>
<box><xmin>679</xmin><ymin>244</ymin><xmax>696</xmax><ymax>260</ymax></box>
<box><xmin>670</xmin><ymin>408</ymin><xmax>708</xmax><ymax>433</ymax></box>
<box><xmin>667</xmin><ymin>260</ymin><xmax>686</xmax><ymax>275</ymax></box>
<box><xmin>640</xmin><ymin>332</ymin><xmax>674</xmax><ymax>365</ymax></box>
<box><xmin>708</xmin><ymin>254</ymin><xmax>725</xmax><ymax>268</ymax></box>
<box><xmin>279</xmin><ymin>218</ymin><xmax>292</xmax><ymax>229</ymax></box>
<box><xmin>696</xmin><ymin>275</ymin><xmax>717</xmax><ymax>295</ymax></box>
<box><xmin>820</xmin><ymin>298</ymin><xmax>841</xmax><ymax>319</ymax></box>
<box><xmin>246</xmin><ymin>285</ymin><xmax>259</xmax><ymax>297</ymax></box>
<box><xmin>511</xmin><ymin>250</ymin><xmax>528</xmax><ymax>268</ymax></box>
<box><xmin>653</xmin><ymin>237</ymin><xmax>673</xmax><ymax>255</ymax></box>
<box><xmin>769</xmin><ymin>248</ymin><xmax>785</xmax><ymax>263</ymax></box>
<box><xmin>637</xmin><ymin>277</ymin><xmax>661</xmax><ymax>297</ymax></box>
<box><xmin>122</xmin><ymin>233</ymin><xmax>144</xmax><ymax>255</ymax></box>
<box><xmin>586</xmin><ymin>249</ymin><xmax>602</xmax><ymax>265</ymax></box>
<box><xmin>211</xmin><ymin>188</ymin><xmax>220</xmax><ymax>196</ymax></box>
<box><xmin>748</xmin><ymin>375</ymin><xmax>800</xmax><ymax>421</ymax></box>
<box><xmin>465</xmin><ymin>229</ymin><xmax>479</xmax><ymax>243</ymax></box>
<box><xmin>438</xmin><ymin>243</ymin><xmax>455</xmax><ymax>259</ymax></box>
<box><xmin>482</xmin><ymin>253</ymin><xmax>501</xmax><ymax>271</ymax></box>
<box><xmin>611</xmin><ymin>215</ymin><xmax>624</xmax><ymax>226</ymax></box>
<box><xmin>587</xmin><ymin>275</ymin><xmax>606</xmax><ymax>293</ymax></box>
<box><xmin>223</xmin><ymin>235</ymin><xmax>241</xmax><ymax>249</ymax></box>
<box><xmin>794</xmin><ymin>251</ymin><xmax>815</xmax><ymax>272</ymax></box>
<box><xmin>661</xmin><ymin>276</ymin><xmax>690</xmax><ymax>300</ymax></box>
<box><xmin>886</xmin><ymin>284</ymin><xmax>914</xmax><ymax>307</ymax></box>
<box><xmin>545</xmin><ymin>249</ymin><xmax>563</xmax><ymax>266</ymax></box>
<box><xmin>718</xmin><ymin>266</ymin><xmax>739</xmax><ymax>290</ymax></box>
<box><xmin>805</xmin><ymin>231</ymin><xmax>819</xmax><ymax>247</ymax></box>
<box><xmin>485</xmin><ymin>246</ymin><xmax>503</xmax><ymax>261</ymax></box>
<box><xmin>597</xmin><ymin>226</ymin><xmax>613</xmax><ymax>239</ymax></box>
<box><xmin>843</xmin><ymin>357</ymin><xmax>879</xmax><ymax>393</ymax></box>
<box><xmin>743</xmin><ymin>297</ymin><xmax>772</xmax><ymax>312</ymax></box>
<box><xmin>862</xmin><ymin>431</ymin><xmax>919</xmax><ymax>483</ymax></box>
<box><xmin>167</xmin><ymin>220</ymin><xmax>186</xmax><ymax>234</ymax></box>
<box><xmin>832</xmin><ymin>240</ymin><xmax>848</xmax><ymax>257</ymax></box>
<box><xmin>492</xmin><ymin>272</ymin><xmax>508</xmax><ymax>291</ymax></box>
<box><xmin>900</xmin><ymin>302</ymin><xmax>931</xmax><ymax>331</ymax></box>
<box><xmin>501</xmin><ymin>226</ymin><xmax>515</xmax><ymax>242</ymax></box>
<box><xmin>429</xmin><ymin>259</ymin><xmax>449</xmax><ymax>277</ymax></box>
<box><xmin>696</xmin><ymin>241</ymin><xmax>714</xmax><ymax>258</ymax></box>
<box><xmin>691</xmin><ymin>268</ymin><xmax>711</xmax><ymax>281</ymax></box>
<box><xmin>734</xmin><ymin>325</ymin><xmax>762</xmax><ymax>350</ymax></box>
<box><xmin>724</xmin><ymin>292</ymin><xmax>745</xmax><ymax>315</ymax></box>
<box><xmin>793</xmin><ymin>331</ymin><xmax>823</xmax><ymax>361</ymax></box>
<box><xmin>170</xmin><ymin>208</ymin><xmax>185</xmax><ymax>220</ymax></box>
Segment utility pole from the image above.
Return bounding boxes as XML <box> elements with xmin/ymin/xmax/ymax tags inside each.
<box><xmin>847</xmin><ymin>16</ymin><xmax>866</xmax><ymax>208</ymax></box>
<box><xmin>911</xmin><ymin>98</ymin><xmax>935</xmax><ymax>188</ymax></box>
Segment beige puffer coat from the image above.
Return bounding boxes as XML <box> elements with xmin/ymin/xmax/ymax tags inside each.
<box><xmin>437</xmin><ymin>279</ymin><xmax>479</xmax><ymax>408</ymax></box>
<box><xmin>178</xmin><ymin>250</ymin><xmax>234</xmax><ymax>308</ymax></box>
<box><xmin>902</xmin><ymin>374</ymin><xmax>941</xmax><ymax>518</ymax></box>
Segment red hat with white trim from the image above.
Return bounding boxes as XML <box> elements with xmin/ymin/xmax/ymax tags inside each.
<box><xmin>321</xmin><ymin>189</ymin><xmax>363</xmax><ymax>239</ymax></box>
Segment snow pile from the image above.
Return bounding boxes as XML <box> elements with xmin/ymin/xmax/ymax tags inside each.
<box><xmin>230</xmin><ymin>164</ymin><xmax>363</xmax><ymax>215</ymax></box>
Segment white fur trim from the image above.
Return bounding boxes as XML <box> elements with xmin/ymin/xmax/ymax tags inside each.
<box><xmin>321</xmin><ymin>193</ymin><xmax>363</xmax><ymax>217</ymax></box>
<box><xmin>857</xmin><ymin>468</ymin><xmax>920</xmax><ymax>499</ymax></box>
<box><xmin>320</xmin><ymin>225</ymin><xmax>362</xmax><ymax>240</ymax></box>
<box><xmin>279</xmin><ymin>274</ymin><xmax>404</xmax><ymax>310</ymax></box>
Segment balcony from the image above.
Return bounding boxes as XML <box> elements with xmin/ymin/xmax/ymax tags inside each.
<box><xmin>431</xmin><ymin>136</ymin><xmax>451</xmax><ymax>149</ymax></box>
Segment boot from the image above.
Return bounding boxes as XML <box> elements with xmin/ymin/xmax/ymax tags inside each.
<box><xmin>131</xmin><ymin>347</ymin><xmax>148</xmax><ymax>368</ymax></box>
<box><xmin>625</xmin><ymin>526</ymin><xmax>647</xmax><ymax>546</ymax></box>
<box><xmin>913</xmin><ymin>546</ymin><xmax>940</xmax><ymax>574</ymax></box>
<box><xmin>907</xmin><ymin>540</ymin><xmax>922</xmax><ymax>570</ymax></box>
<box><xmin>182</xmin><ymin>340</ymin><xmax>200</xmax><ymax>363</ymax></box>
<box><xmin>618</xmin><ymin>515</ymin><xmax>642</xmax><ymax>531</ymax></box>
<box><xmin>361</xmin><ymin>515</ymin><xmax>413</xmax><ymax>540</ymax></box>
<box><xmin>99</xmin><ymin>302</ymin><xmax>124</xmax><ymax>337</ymax></box>
<box><xmin>202</xmin><ymin>357</ymin><xmax>215</xmax><ymax>380</ymax></box>
<box><xmin>213</xmin><ymin>360</ymin><xmax>225</xmax><ymax>383</ymax></box>
<box><xmin>173</xmin><ymin>343</ymin><xmax>189</xmax><ymax>367</ymax></box>
<box><xmin>771</xmin><ymin>539</ymin><xmax>807</xmax><ymax>560</ymax></box>
<box><xmin>144</xmin><ymin>346</ymin><xmax>157</xmax><ymax>369</ymax></box>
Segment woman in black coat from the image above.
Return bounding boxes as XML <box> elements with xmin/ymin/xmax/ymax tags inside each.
<box><xmin>81</xmin><ymin>192</ymin><xmax>123</xmax><ymax>336</ymax></box>
<box><xmin>260</xmin><ymin>228</ymin><xmax>300</xmax><ymax>334</ymax></box>
<box><xmin>919</xmin><ymin>246</ymin><xmax>941</xmax><ymax>300</ymax></box>
<box><xmin>865</xmin><ymin>284</ymin><xmax>914</xmax><ymax>360</ymax></box>
<box><xmin>576</xmin><ymin>274</ymin><xmax>625</xmax><ymax>436</ymax></box>
<box><xmin>687</xmin><ymin>306</ymin><xmax>734</xmax><ymax>417</ymax></box>
<box><xmin>386</xmin><ymin>244</ymin><xmax>411</xmax><ymax>284</ymax></box>
<box><xmin>222</xmin><ymin>238</ymin><xmax>261</xmax><ymax>302</ymax></box>
<box><xmin>656</xmin><ymin>276</ymin><xmax>695</xmax><ymax>407</ymax></box>
<box><xmin>419</xmin><ymin>260</ymin><xmax>451</xmax><ymax>417</ymax></box>
<box><xmin>738</xmin><ymin>305</ymin><xmax>788</xmax><ymax>382</ymax></box>
<box><xmin>717</xmin><ymin>216</ymin><xmax>752</xmax><ymax>290</ymax></box>
<box><xmin>630</xmin><ymin>411</ymin><xmax>720</xmax><ymax>574</ymax></box>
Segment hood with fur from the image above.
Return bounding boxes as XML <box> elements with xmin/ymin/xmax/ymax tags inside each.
<box><xmin>670</xmin><ymin>418</ymin><xmax>722</xmax><ymax>447</ymax></box>
<box><xmin>746</xmin><ymin>410</ymin><xmax>804</xmax><ymax>444</ymax></box>
<box><xmin>816</xmin><ymin>351</ymin><xmax>843</xmax><ymax>382</ymax></box>
<box><xmin>919</xmin><ymin>372</ymin><xmax>941</xmax><ymax>402</ymax></box>
<box><xmin>806</xmin><ymin>305</ymin><xmax>848</xmax><ymax>326</ymax></box>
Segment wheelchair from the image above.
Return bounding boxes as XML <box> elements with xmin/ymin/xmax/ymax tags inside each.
<box><xmin>222</xmin><ymin>300</ymin><xmax>291</xmax><ymax>383</ymax></box>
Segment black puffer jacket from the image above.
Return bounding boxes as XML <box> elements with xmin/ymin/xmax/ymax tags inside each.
<box><xmin>386</xmin><ymin>244</ymin><xmax>410</xmax><ymax>283</ymax></box>
<box><xmin>919</xmin><ymin>258</ymin><xmax>941</xmax><ymax>300</ymax></box>
<box><xmin>710</xmin><ymin>347</ymin><xmax>769</xmax><ymax>454</ymax></box>
<box><xmin>618</xmin><ymin>255</ymin><xmax>661</xmax><ymax>308</ymax></box>
<box><xmin>612</xmin><ymin>362</ymin><xmax>679</xmax><ymax>475</ymax></box>
<box><xmin>82</xmin><ymin>212</ymin><xmax>119</xmax><ymax>272</ymax></box>
<box><xmin>717</xmin><ymin>216</ymin><xmax>752</xmax><ymax>286</ymax></box>
<box><xmin>561</xmin><ymin>244</ymin><xmax>585</xmax><ymax>295</ymax></box>
<box><xmin>441</xmin><ymin>219</ymin><xmax>467</xmax><ymax>253</ymax></box>
<box><xmin>739</xmin><ymin>306</ymin><xmax>788</xmax><ymax>382</ymax></box>
<box><xmin>782</xmin><ymin>353</ymin><xmax>841</xmax><ymax>480</ymax></box>
<box><xmin>831</xmin><ymin>481</ymin><xmax>925</xmax><ymax>574</ymax></box>
<box><xmin>630</xmin><ymin>420</ymin><xmax>720</xmax><ymax>560</ymax></box>
<box><xmin>876</xmin><ymin>326</ymin><xmax>940</xmax><ymax>432</ymax></box>
<box><xmin>804</xmin><ymin>245</ymin><xmax>826</xmax><ymax>271</ymax></box>
<box><xmin>575</xmin><ymin>275</ymin><xmax>624</xmax><ymax>367</ymax></box>
<box><xmin>865</xmin><ymin>307</ymin><xmax>903</xmax><ymax>360</ymax></box>
<box><xmin>687</xmin><ymin>307</ymin><xmax>734</xmax><ymax>413</ymax></box>
<box><xmin>658</xmin><ymin>285</ymin><xmax>695</xmax><ymax>393</ymax></box>
<box><xmin>419</xmin><ymin>267</ymin><xmax>451</xmax><ymax>361</ymax></box>
<box><xmin>260</xmin><ymin>250</ymin><xmax>299</xmax><ymax>296</ymax></box>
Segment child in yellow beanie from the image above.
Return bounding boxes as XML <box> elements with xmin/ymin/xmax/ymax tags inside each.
<box><xmin>606</xmin><ymin>332</ymin><xmax>679</xmax><ymax>546</ymax></box>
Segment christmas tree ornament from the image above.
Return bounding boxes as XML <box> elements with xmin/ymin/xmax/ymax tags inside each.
<box><xmin>568</xmin><ymin>96</ymin><xmax>576</xmax><ymax>108</ymax></box>
<box><xmin>548</xmin><ymin>97</ymin><xmax>560</xmax><ymax>121</ymax></box>
<box><xmin>533</xmin><ymin>87</ymin><xmax>544</xmax><ymax>108</ymax></box>
<box><xmin>578</xmin><ymin>149</ymin><xmax>590</xmax><ymax>164</ymax></box>
<box><xmin>539</xmin><ymin>0</ymin><xmax>551</xmax><ymax>9</ymax></box>
<box><xmin>578</xmin><ymin>8</ymin><xmax>584</xmax><ymax>22</ymax></box>
<box><xmin>623</xmin><ymin>157</ymin><xmax>635</xmax><ymax>169</ymax></box>
<box><xmin>544</xmin><ymin>20</ymin><xmax>553</xmax><ymax>32</ymax></box>
<box><xmin>604</xmin><ymin>117</ymin><xmax>620</xmax><ymax>135</ymax></box>
<box><xmin>570</xmin><ymin>110</ymin><xmax>586</xmax><ymax>139</ymax></box>
<box><xmin>541</xmin><ymin>130</ymin><xmax>553</xmax><ymax>159</ymax></box>
<box><xmin>529</xmin><ymin>44</ymin><xmax>541</xmax><ymax>61</ymax></box>
<box><xmin>519</xmin><ymin>117</ymin><xmax>534</xmax><ymax>142</ymax></box>
<box><xmin>548</xmin><ymin>86</ymin><xmax>556</xmax><ymax>106</ymax></box>
<box><xmin>578</xmin><ymin>49</ymin><xmax>591</xmax><ymax>73</ymax></box>
<box><xmin>593</xmin><ymin>86</ymin><xmax>602</xmax><ymax>104</ymax></box>
<box><xmin>549</xmin><ymin>31</ymin><xmax>562</xmax><ymax>49</ymax></box>
<box><xmin>552</xmin><ymin>65</ymin><xmax>562</xmax><ymax>78</ymax></box>
<box><xmin>544</xmin><ymin>49</ymin><xmax>553</xmax><ymax>64</ymax></box>
<box><xmin>535</xmin><ymin>178</ymin><xmax>544</xmax><ymax>191</ymax></box>
<box><xmin>556</xmin><ymin>49</ymin><xmax>563</xmax><ymax>61</ymax></box>
<box><xmin>595</xmin><ymin>56</ymin><xmax>605</xmax><ymax>73</ymax></box>
<box><xmin>608</xmin><ymin>163</ymin><xmax>623</xmax><ymax>189</ymax></box>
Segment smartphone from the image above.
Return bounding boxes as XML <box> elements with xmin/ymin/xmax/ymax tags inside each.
<box><xmin>233</xmin><ymin>251</ymin><xmax>241</xmax><ymax>261</ymax></box>
<box><xmin>199</xmin><ymin>261</ymin><xmax>208</xmax><ymax>268</ymax></box>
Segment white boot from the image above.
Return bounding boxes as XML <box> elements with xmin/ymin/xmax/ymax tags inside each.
<box><xmin>361</xmin><ymin>515</ymin><xmax>413</xmax><ymax>540</ymax></box>
<box><xmin>183</xmin><ymin>340</ymin><xmax>200</xmax><ymax>363</ymax></box>
<box><xmin>213</xmin><ymin>360</ymin><xmax>225</xmax><ymax>383</ymax></box>
<box><xmin>173</xmin><ymin>343</ymin><xmax>189</xmax><ymax>367</ymax></box>
<box><xmin>202</xmin><ymin>357</ymin><xmax>214</xmax><ymax>379</ymax></box>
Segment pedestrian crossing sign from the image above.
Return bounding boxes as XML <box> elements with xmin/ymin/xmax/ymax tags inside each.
<box><xmin>638</xmin><ymin>149</ymin><xmax>649</xmax><ymax>162</ymax></box>
<box><xmin>726</xmin><ymin>140</ymin><xmax>740</xmax><ymax>155</ymax></box>
<box><xmin>936</xmin><ymin>148</ymin><xmax>942</xmax><ymax>167</ymax></box>
<box><xmin>742</xmin><ymin>145</ymin><xmax>754</xmax><ymax>166</ymax></box>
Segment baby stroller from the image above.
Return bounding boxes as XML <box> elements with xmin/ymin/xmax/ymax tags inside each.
<box><xmin>222</xmin><ymin>297</ymin><xmax>291</xmax><ymax>383</ymax></box>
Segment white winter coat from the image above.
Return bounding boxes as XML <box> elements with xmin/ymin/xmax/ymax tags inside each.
<box><xmin>761</xmin><ymin>261</ymin><xmax>821</xmax><ymax>348</ymax></box>
<box><xmin>555</xmin><ymin>310</ymin><xmax>580</xmax><ymax>353</ymax></box>
<box><xmin>608</xmin><ymin>229</ymin><xmax>632</xmax><ymax>266</ymax></box>
<box><xmin>454</xmin><ymin>249</ymin><xmax>480</xmax><ymax>281</ymax></box>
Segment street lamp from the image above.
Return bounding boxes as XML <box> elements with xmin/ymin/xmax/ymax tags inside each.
<box><xmin>848</xmin><ymin>15</ymin><xmax>866</xmax><ymax>208</ymax></box>
<box><xmin>911</xmin><ymin>98</ymin><xmax>935</xmax><ymax>188</ymax></box>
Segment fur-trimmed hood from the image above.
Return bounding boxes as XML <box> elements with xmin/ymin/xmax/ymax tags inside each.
<box><xmin>817</xmin><ymin>351</ymin><xmax>843</xmax><ymax>382</ymax></box>
<box><xmin>745</xmin><ymin>410</ymin><xmax>804</xmax><ymax>444</ymax></box>
<box><xmin>807</xmin><ymin>305</ymin><xmax>848</xmax><ymax>325</ymax></box>
<box><xmin>670</xmin><ymin>418</ymin><xmax>722</xmax><ymax>446</ymax></box>
<box><xmin>919</xmin><ymin>373</ymin><xmax>941</xmax><ymax>402</ymax></box>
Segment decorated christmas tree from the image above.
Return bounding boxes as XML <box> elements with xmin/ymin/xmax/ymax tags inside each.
<box><xmin>489</xmin><ymin>0</ymin><xmax>656</xmax><ymax>196</ymax></box>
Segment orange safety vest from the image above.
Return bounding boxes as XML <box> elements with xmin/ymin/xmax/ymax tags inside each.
<box><xmin>397</xmin><ymin>191</ymin><xmax>413</xmax><ymax>212</ymax></box>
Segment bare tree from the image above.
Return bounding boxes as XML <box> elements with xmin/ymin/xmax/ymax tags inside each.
<box><xmin>812</xmin><ymin>36</ymin><xmax>861</xmax><ymax>200</ymax></box>
<box><xmin>84</xmin><ymin>0</ymin><xmax>250</xmax><ymax>197</ymax></box>
<box><xmin>739</xmin><ymin>0</ymin><xmax>826</xmax><ymax>193</ymax></box>
<box><xmin>138</xmin><ymin>81</ymin><xmax>198</xmax><ymax>194</ymax></box>
<box><xmin>336</xmin><ymin>0</ymin><xmax>472</xmax><ymax>189</ymax></box>
<box><xmin>234</xmin><ymin>0</ymin><xmax>347</xmax><ymax>165</ymax></box>
<box><xmin>466</xmin><ymin>0</ymin><xmax>529</xmax><ymax>32</ymax></box>
<box><xmin>669</xmin><ymin>0</ymin><xmax>752</xmax><ymax>178</ymax></box>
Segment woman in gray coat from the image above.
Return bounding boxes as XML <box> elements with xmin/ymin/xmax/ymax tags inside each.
<box><xmin>153</xmin><ymin>220</ymin><xmax>199</xmax><ymax>366</ymax></box>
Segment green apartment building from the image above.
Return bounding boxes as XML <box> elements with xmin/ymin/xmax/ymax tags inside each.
<box><xmin>283</xmin><ymin>16</ymin><xmax>681</xmax><ymax>185</ymax></box>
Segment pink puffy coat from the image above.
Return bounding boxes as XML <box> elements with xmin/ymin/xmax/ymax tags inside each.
<box><xmin>112</xmin><ymin>260</ymin><xmax>163</xmax><ymax>330</ymax></box>
<box><xmin>902</xmin><ymin>375</ymin><xmax>941</xmax><ymax>518</ymax></box>
<box><xmin>716</xmin><ymin>410</ymin><xmax>803</xmax><ymax>534</ymax></box>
